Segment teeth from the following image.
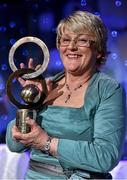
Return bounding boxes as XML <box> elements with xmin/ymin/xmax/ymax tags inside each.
<box><xmin>67</xmin><ymin>55</ymin><xmax>78</xmax><ymax>58</ymax></box>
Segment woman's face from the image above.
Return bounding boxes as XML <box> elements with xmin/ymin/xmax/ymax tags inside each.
<box><xmin>59</xmin><ymin>29</ymin><xmax>99</xmax><ymax>76</ymax></box>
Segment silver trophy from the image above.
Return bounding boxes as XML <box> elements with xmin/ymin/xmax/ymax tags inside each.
<box><xmin>6</xmin><ymin>36</ymin><xmax>49</xmax><ymax>133</ymax></box>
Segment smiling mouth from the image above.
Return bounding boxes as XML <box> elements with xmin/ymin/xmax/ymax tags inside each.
<box><xmin>67</xmin><ymin>54</ymin><xmax>82</xmax><ymax>58</ymax></box>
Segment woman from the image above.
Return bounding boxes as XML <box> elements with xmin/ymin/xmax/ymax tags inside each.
<box><xmin>6</xmin><ymin>11</ymin><xmax>126</xmax><ymax>179</ymax></box>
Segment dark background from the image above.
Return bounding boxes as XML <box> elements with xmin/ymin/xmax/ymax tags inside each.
<box><xmin>0</xmin><ymin>0</ymin><xmax>127</xmax><ymax>159</ymax></box>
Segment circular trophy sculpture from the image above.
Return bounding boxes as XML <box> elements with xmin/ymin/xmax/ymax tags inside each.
<box><xmin>6</xmin><ymin>36</ymin><xmax>49</xmax><ymax>133</ymax></box>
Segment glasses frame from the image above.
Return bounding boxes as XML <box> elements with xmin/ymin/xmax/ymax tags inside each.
<box><xmin>59</xmin><ymin>35</ymin><xmax>95</xmax><ymax>48</ymax></box>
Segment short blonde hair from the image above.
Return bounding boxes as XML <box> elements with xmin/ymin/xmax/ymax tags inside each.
<box><xmin>56</xmin><ymin>11</ymin><xmax>108</xmax><ymax>65</ymax></box>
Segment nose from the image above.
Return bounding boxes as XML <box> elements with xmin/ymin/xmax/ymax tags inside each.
<box><xmin>68</xmin><ymin>40</ymin><xmax>78</xmax><ymax>50</ymax></box>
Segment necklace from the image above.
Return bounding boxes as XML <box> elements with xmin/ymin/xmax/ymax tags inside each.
<box><xmin>64</xmin><ymin>77</ymin><xmax>90</xmax><ymax>103</ymax></box>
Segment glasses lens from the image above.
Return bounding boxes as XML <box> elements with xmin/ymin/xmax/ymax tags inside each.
<box><xmin>60</xmin><ymin>36</ymin><xmax>94</xmax><ymax>47</ymax></box>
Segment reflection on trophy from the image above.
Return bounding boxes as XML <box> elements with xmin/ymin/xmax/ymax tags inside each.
<box><xmin>6</xmin><ymin>36</ymin><xmax>49</xmax><ymax>133</ymax></box>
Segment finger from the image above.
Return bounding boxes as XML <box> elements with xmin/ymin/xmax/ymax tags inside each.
<box><xmin>28</xmin><ymin>58</ymin><xmax>34</xmax><ymax>69</ymax></box>
<box><xmin>12</xmin><ymin>125</ymin><xmax>20</xmax><ymax>132</ymax></box>
<box><xmin>35</xmin><ymin>64</ymin><xmax>41</xmax><ymax>70</ymax></box>
<box><xmin>12</xmin><ymin>130</ymin><xmax>25</xmax><ymax>140</ymax></box>
<box><xmin>12</xmin><ymin>125</ymin><xmax>20</xmax><ymax>139</ymax></box>
<box><xmin>46</xmin><ymin>78</ymin><xmax>52</xmax><ymax>84</ymax></box>
<box><xmin>26</xmin><ymin>117</ymin><xmax>37</xmax><ymax>128</ymax></box>
<box><xmin>46</xmin><ymin>78</ymin><xmax>53</xmax><ymax>93</ymax></box>
<box><xmin>19</xmin><ymin>140</ymin><xmax>33</xmax><ymax>145</ymax></box>
<box><xmin>14</xmin><ymin>131</ymin><xmax>32</xmax><ymax>140</ymax></box>
<box><xmin>18</xmin><ymin>77</ymin><xmax>25</xmax><ymax>87</ymax></box>
<box><xmin>12</xmin><ymin>123</ymin><xmax>35</xmax><ymax>140</ymax></box>
<box><xmin>20</xmin><ymin>63</ymin><xmax>25</xmax><ymax>69</ymax></box>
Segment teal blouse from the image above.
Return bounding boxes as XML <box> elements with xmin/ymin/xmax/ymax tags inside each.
<box><xmin>6</xmin><ymin>71</ymin><xmax>126</xmax><ymax>179</ymax></box>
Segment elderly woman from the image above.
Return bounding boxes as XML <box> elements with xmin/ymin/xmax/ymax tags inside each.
<box><xmin>6</xmin><ymin>11</ymin><xmax>126</xmax><ymax>179</ymax></box>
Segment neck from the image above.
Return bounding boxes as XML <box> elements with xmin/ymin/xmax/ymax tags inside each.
<box><xmin>65</xmin><ymin>69</ymin><xmax>96</xmax><ymax>85</ymax></box>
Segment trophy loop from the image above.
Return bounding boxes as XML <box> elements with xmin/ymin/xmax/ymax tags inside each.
<box><xmin>7</xmin><ymin>36</ymin><xmax>49</xmax><ymax>133</ymax></box>
<box><xmin>8</xmin><ymin>36</ymin><xmax>50</xmax><ymax>79</ymax></box>
<box><xmin>6</xmin><ymin>68</ymin><xmax>47</xmax><ymax>109</ymax></box>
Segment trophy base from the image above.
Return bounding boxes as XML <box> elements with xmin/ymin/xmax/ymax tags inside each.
<box><xmin>16</xmin><ymin>109</ymin><xmax>37</xmax><ymax>133</ymax></box>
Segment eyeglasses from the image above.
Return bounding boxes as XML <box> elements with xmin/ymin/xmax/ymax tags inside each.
<box><xmin>59</xmin><ymin>35</ymin><xmax>95</xmax><ymax>47</ymax></box>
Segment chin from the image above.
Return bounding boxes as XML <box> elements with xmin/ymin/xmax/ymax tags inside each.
<box><xmin>67</xmin><ymin>66</ymin><xmax>79</xmax><ymax>71</ymax></box>
<box><xmin>67</xmin><ymin>68</ymin><xmax>77</xmax><ymax>72</ymax></box>
<box><xmin>67</xmin><ymin>69</ymin><xmax>79</xmax><ymax>74</ymax></box>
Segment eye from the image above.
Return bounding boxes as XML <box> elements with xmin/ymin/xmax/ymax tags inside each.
<box><xmin>62</xmin><ymin>38</ymin><xmax>71</xmax><ymax>43</ymax></box>
<box><xmin>78</xmin><ymin>38</ymin><xmax>88</xmax><ymax>44</ymax></box>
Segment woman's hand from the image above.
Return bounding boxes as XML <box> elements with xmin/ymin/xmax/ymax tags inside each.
<box><xmin>12</xmin><ymin>118</ymin><xmax>49</xmax><ymax>149</ymax></box>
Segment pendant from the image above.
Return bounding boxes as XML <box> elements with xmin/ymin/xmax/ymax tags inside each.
<box><xmin>65</xmin><ymin>94</ymin><xmax>71</xmax><ymax>103</ymax></box>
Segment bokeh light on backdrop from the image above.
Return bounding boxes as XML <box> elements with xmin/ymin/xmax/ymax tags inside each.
<box><xmin>0</xmin><ymin>0</ymin><xmax>127</xmax><ymax>160</ymax></box>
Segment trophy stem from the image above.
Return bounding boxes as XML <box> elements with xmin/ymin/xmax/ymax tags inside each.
<box><xmin>16</xmin><ymin>109</ymin><xmax>37</xmax><ymax>133</ymax></box>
